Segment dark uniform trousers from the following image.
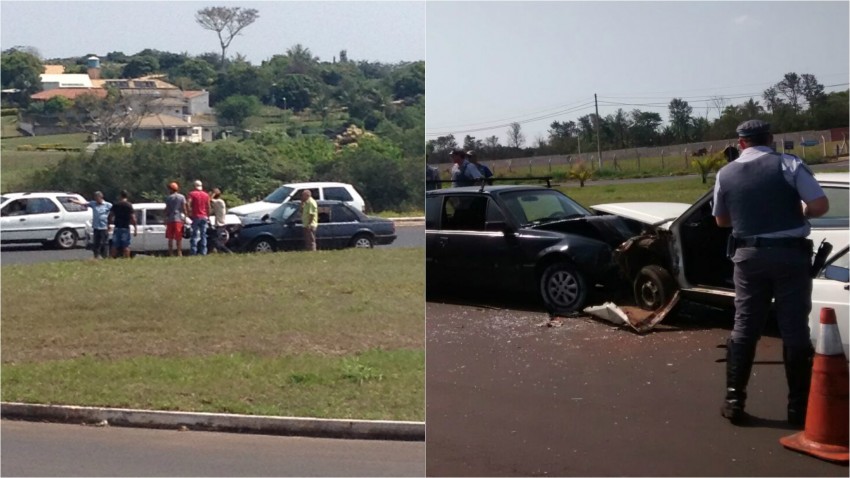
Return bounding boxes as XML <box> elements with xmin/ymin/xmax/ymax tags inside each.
<box><xmin>731</xmin><ymin>246</ymin><xmax>812</xmax><ymax>347</ymax></box>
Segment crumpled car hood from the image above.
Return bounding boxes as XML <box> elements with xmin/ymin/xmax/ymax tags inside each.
<box><xmin>591</xmin><ymin>202</ymin><xmax>690</xmax><ymax>230</ymax></box>
<box><xmin>531</xmin><ymin>215</ymin><xmax>637</xmax><ymax>248</ymax></box>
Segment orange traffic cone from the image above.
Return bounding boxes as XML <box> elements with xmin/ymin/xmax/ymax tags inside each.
<box><xmin>779</xmin><ymin>307</ymin><xmax>849</xmax><ymax>463</ymax></box>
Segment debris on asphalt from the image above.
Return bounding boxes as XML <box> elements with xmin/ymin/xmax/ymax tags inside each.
<box><xmin>582</xmin><ymin>291</ymin><xmax>681</xmax><ymax>333</ymax></box>
<box><xmin>536</xmin><ymin>317</ymin><xmax>565</xmax><ymax>327</ymax></box>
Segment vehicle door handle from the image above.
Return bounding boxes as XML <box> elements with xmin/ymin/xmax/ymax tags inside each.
<box><xmin>53</xmin><ymin>215</ymin><xmax>59</xmax><ymax>219</ymax></box>
<box><xmin>19</xmin><ymin>218</ymin><xmax>25</xmax><ymax>221</ymax></box>
<box><xmin>845</xmin><ymin>285</ymin><xmax>849</xmax><ymax>291</ymax></box>
<box><xmin>145</xmin><ymin>228</ymin><xmax>156</xmax><ymax>231</ymax></box>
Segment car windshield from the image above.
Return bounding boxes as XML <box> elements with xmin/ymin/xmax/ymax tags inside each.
<box><xmin>263</xmin><ymin>186</ymin><xmax>295</xmax><ymax>203</ymax></box>
<box><xmin>500</xmin><ymin>190</ymin><xmax>591</xmax><ymax>226</ymax></box>
<box><xmin>269</xmin><ymin>202</ymin><xmax>300</xmax><ymax>221</ymax></box>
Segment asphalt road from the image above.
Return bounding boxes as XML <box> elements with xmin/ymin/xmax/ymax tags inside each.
<box><xmin>1</xmin><ymin>420</ymin><xmax>425</xmax><ymax>477</ymax></box>
<box><xmin>0</xmin><ymin>224</ymin><xmax>424</xmax><ymax>266</ymax></box>
<box><xmin>425</xmin><ymin>297</ymin><xmax>848</xmax><ymax>477</ymax></box>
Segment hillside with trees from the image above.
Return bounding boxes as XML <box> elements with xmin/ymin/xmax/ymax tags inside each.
<box><xmin>1</xmin><ymin>13</ymin><xmax>424</xmax><ymax>212</ymax></box>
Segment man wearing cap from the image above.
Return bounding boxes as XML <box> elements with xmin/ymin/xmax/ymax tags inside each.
<box><xmin>450</xmin><ymin>149</ymin><xmax>482</xmax><ymax>187</ymax></box>
<box><xmin>165</xmin><ymin>182</ymin><xmax>188</xmax><ymax>257</ymax></box>
<box><xmin>187</xmin><ymin>180</ymin><xmax>211</xmax><ymax>256</ymax></box>
<box><xmin>713</xmin><ymin>119</ymin><xmax>829</xmax><ymax>427</ymax></box>
<box><xmin>467</xmin><ymin>150</ymin><xmax>493</xmax><ymax>185</ymax></box>
<box><xmin>72</xmin><ymin>191</ymin><xmax>112</xmax><ymax>259</ymax></box>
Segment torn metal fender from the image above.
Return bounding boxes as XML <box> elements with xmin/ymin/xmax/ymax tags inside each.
<box><xmin>582</xmin><ymin>290</ymin><xmax>681</xmax><ymax>333</ymax></box>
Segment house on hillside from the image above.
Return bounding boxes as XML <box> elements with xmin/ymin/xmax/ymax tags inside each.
<box><xmin>26</xmin><ymin>59</ymin><xmax>216</xmax><ymax>142</ymax></box>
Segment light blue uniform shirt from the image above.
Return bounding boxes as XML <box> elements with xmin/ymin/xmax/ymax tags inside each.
<box><xmin>88</xmin><ymin>201</ymin><xmax>112</xmax><ymax>230</ymax></box>
<box><xmin>713</xmin><ymin>146</ymin><xmax>825</xmax><ymax>238</ymax></box>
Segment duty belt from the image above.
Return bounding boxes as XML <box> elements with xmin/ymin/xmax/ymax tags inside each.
<box><xmin>734</xmin><ymin>236</ymin><xmax>812</xmax><ymax>249</ymax></box>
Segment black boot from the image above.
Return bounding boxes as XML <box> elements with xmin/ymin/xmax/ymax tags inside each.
<box><xmin>721</xmin><ymin>338</ymin><xmax>757</xmax><ymax>424</ymax></box>
<box><xmin>784</xmin><ymin>344</ymin><xmax>814</xmax><ymax>428</ymax></box>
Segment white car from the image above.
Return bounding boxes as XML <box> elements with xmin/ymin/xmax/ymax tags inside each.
<box><xmin>591</xmin><ymin>172</ymin><xmax>849</xmax><ymax>310</ymax></box>
<box><xmin>229</xmin><ymin>182</ymin><xmax>366</xmax><ymax>217</ymax></box>
<box><xmin>810</xmin><ymin>246</ymin><xmax>849</xmax><ymax>359</ymax></box>
<box><xmin>85</xmin><ymin>202</ymin><xmax>241</xmax><ymax>253</ymax></box>
<box><xmin>0</xmin><ymin>192</ymin><xmax>90</xmax><ymax>249</ymax></box>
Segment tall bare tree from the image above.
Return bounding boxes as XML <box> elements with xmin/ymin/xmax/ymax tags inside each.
<box><xmin>195</xmin><ymin>6</ymin><xmax>259</xmax><ymax>70</ymax></box>
<box><xmin>506</xmin><ymin>122</ymin><xmax>525</xmax><ymax>148</ymax></box>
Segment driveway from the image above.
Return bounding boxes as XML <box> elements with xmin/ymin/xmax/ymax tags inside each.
<box><xmin>425</xmin><ymin>298</ymin><xmax>846</xmax><ymax>476</ymax></box>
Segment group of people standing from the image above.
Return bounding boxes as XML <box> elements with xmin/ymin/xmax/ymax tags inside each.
<box><xmin>425</xmin><ymin>149</ymin><xmax>494</xmax><ymax>190</ymax></box>
<box><xmin>163</xmin><ymin>180</ymin><xmax>231</xmax><ymax>256</ymax></box>
<box><xmin>75</xmin><ymin>180</ymin><xmax>231</xmax><ymax>258</ymax></box>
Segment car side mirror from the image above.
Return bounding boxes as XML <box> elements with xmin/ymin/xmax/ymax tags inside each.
<box><xmin>485</xmin><ymin>221</ymin><xmax>514</xmax><ymax>235</ymax></box>
<box><xmin>261</xmin><ymin>213</ymin><xmax>270</xmax><ymax>222</ymax></box>
<box><xmin>823</xmin><ymin>265</ymin><xmax>849</xmax><ymax>283</ymax></box>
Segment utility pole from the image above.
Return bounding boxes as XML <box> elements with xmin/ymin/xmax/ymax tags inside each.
<box><xmin>594</xmin><ymin>93</ymin><xmax>602</xmax><ymax>169</ymax></box>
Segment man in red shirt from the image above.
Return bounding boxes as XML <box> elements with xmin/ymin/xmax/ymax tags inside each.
<box><xmin>187</xmin><ymin>180</ymin><xmax>211</xmax><ymax>255</ymax></box>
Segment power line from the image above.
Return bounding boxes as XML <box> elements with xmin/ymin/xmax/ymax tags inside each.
<box><xmin>426</xmin><ymin>98</ymin><xmax>592</xmax><ymax>130</ymax></box>
<box><xmin>426</xmin><ymin>101</ymin><xmax>595</xmax><ymax>137</ymax></box>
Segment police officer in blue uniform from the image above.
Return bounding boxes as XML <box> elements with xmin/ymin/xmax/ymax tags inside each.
<box><xmin>713</xmin><ymin>119</ymin><xmax>830</xmax><ymax>426</ymax></box>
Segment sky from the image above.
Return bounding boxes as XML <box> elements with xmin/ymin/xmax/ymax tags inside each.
<box><xmin>0</xmin><ymin>1</ymin><xmax>425</xmax><ymax>64</ymax></box>
<box><xmin>426</xmin><ymin>1</ymin><xmax>850</xmax><ymax>146</ymax></box>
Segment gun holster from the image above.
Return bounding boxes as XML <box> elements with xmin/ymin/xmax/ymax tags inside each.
<box><xmin>726</xmin><ymin>234</ymin><xmax>737</xmax><ymax>260</ymax></box>
<box><xmin>810</xmin><ymin>239</ymin><xmax>833</xmax><ymax>278</ymax></box>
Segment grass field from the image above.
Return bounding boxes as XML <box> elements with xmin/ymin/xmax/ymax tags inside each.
<box><xmin>1</xmin><ymin>248</ymin><xmax>425</xmax><ymax>420</ymax></box>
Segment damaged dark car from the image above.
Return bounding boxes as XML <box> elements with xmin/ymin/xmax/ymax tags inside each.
<box><xmin>426</xmin><ymin>185</ymin><xmax>637</xmax><ymax>314</ymax></box>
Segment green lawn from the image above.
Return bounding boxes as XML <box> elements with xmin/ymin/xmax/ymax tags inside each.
<box><xmin>1</xmin><ymin>248</ymin><xmax>425</xmax><ymax>420</ymax></box>
<box><xmin>562</xmin><ymin>177</ymin><xmax>716</xmax><ymax>207</ymax></box>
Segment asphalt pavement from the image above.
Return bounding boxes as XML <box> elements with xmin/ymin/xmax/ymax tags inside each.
<box><xmin>425</xmin><ymin>299</ymin><xmax>848</xmax><ymax>477</ymax></box>
<box><xmin>0</xmin><ymin>224</ymin><xmax>424</xmax><ymax>266</ymax></box>
<box><xmin>1</xmin><ymin>420</ymin><xmax>425</xmax><ymax>477</ymax></box>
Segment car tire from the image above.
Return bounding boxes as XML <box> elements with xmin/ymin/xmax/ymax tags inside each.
<box><xmin>52</xmin><ymin>228</ymin><xmax>78</xmax><ymax>250</ymax></box>
<box><xmin>633</xmin><ymin>265</ymin><xmax>677</xmax><ymax>311</ymax></box>
<box><xmin>350</xmin><ymin>233</ymin><xmax>374</xmax><ymax>248</ymax></box>
<box><xmin>540</xmin><ymin>262</ymin><xmax>588</xmax><ymax>314</ymax></box>
<box><xmin>250</xmin><ymin>238</ymin><xmax>276</xmax><ymax>253</ymax></box>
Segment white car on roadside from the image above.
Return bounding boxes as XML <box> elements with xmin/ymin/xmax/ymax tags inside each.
<box><xmin>0</xmin><ymin>192</ymin><xmax>90</xmax><ymax>249</ymax></box>
<box><xmin>591</xmin><ymin>172</ymin><xmax>849</xmax><ymax>310</ymax></box>
<box><xmin>591</xmin><ymin>172</ymin><xmax>849</xmax><ymax>357</ymax></box>
<box><xmin>229</xmin><ymin>182</ymin><xmax>366</xmax><ymax>217</ymax></box>
<box><xmin>85</xmin><ymin>202</ymin><xmax>241</xmax><ymax>254</ymax></box>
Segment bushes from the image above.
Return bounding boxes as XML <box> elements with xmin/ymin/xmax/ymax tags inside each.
<box><xmin>16</xmin><ymin>144</ymin><xmax>80</xmax><ymax>152</ymax></box>
<box><xmin>1</xmin><ymin>108</ymin><xmax>19</xmax><ymax>117</ymax></box>
<box><xmin>30</xmin><ymin>135</ymin><xmax>422</xmax><ymax>213</ymax></box>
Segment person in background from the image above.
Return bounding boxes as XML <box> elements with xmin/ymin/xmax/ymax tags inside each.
<box><xmin>187</xmin><ymin>180</ymin><xmax>211</xmax><ymax>256</ymax></box>
<box><xmin>450</xmin><ymin>149</ymin><xmax>482</xmax><ymax>187</ymax></box>
<box><xmin>301</xmin><ymin>189</ymin><xmax>318</xmax><ymax>251</ymax></box>
<box><xmin>107</xmin><ymin>190</ymin><xmax>137</xmax><ymax>258</ymax></box>
<box><xmin>210</xmin><ymin>187</ymin><xmax>232</xmax><ymax>253</ymax></box>
<box><xmin>713</xmin><ymin>119</ymin><xmax>829</xmax><ymax>428</ymax></box>
<box><xmin>164</xmin><ymin>182</ymin><xmax>188</xmax><ymax>257</ymax></box>
<box><xmin>73</xmin><ymin>191</ymin><xmax>112</xmax><ymax>259</ymax></box>
<box><xmin>467</xmin><ymin>150</ymin><xmax>493</xmax><ymax>184</ymax></box>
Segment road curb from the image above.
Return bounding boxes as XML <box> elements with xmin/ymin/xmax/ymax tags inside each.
<box><xmin>389</xmin><ymin>217</ymin><xmax>424</xmax><ymax>222</ymax></box>
<box><xmin>1</xmin><ymin>402</ymin><xmax>425</xmax><ymax>441</ymax></box>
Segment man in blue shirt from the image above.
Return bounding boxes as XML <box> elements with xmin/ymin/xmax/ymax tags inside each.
<box><xmin>713</xmin><ymin>119</ymin><xmax>829</xmax><ymax>427</ymax></box>
<box><xmin>74</xmin><ymin>191</ymin><xmax>112</xmax><ymax>259</ymax></box>
<box><xmin>467</xmin><ymin>150</ymin><xmax>493</xmax><ymax>185</ymax></box>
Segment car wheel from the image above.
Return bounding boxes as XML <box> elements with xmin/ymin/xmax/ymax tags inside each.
<box><xmin>633</xmin><ymin>265</ymin><xmax>677</xmax><ymax>311</ymax></box>
<box><xmin>251</xmin><ymin>238</ymin><xmax>276</xmax><ymax>253</ymax></box>
<box><xmin>350</xmin><ymin>233</ymin><xmax>374</xmax><ymax>248</ymax></box>
<box><xmin>540</xmin><ymin>262</ymin><xmax>588</xmax><ymax>314</ymax></box>
<box><xmin>53</xmin><ymin>228</ymin><xmax>78</xmax><ymax>250</ymax></box>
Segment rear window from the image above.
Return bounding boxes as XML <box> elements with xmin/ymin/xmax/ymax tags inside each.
<box><xmin>263</xmin><ymin>186</ymin><xmax>295</xmax><ymax>203</ymax></box>
<box><xmin>58</xmin><ymin>196</ymin><xmax>87</xmax><ymax>212</ymax></box>
<box><xmin>332</xmin><ymin>204</ymin><xmax>358</xmax><ymax>222</ymax></box>
<box><xmin>810</xmin><ymin>186</ymin><xmax>848</xmax><ymax>229</ymax></box>
<box><xmin>324</xmin><ymin>187</ymin><xmax>354</xmax><ymax>202</ymax></box>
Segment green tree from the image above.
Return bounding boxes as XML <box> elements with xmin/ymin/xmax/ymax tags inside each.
<box><xmin>121</xmin><ymin>55</ymin><xmax>159</xmax><ymax>78</ymax></box>
<box><xmin>215</xmin><ymin>94</ymin><xmax>260</xmax><ymax>127</ymax></box>
<box><xmin>1</xmin><ymin>48</ymin><xmax>43</xmax><ymax>106</ymax></box>
<box><xmin>274</xmin><ymin>74</ymin><xmax>320</xmax><ymax>112</ymax></box>
<box><xmin>195</xmin><ymin>6</ymin><xmax>260</xmax><ymax>70</ymax></box>
<box><xmin>506</xmin><ymin>122</ymin><xmax>525</xmax><ymax>148</ymax></box>
<box><xmin>168</xmin><ymin>58</ymin><xmax>217</xmax><ymax>89</ymax></box>
<box><xmin>285</xmin><ymin>43</ymin><xmax>317</xmax><ymax>75</ymax></box>
<box><xmin>668</xmin><ymin>98</ymin><xmax>693</xmax><ymax>143</ymax></box>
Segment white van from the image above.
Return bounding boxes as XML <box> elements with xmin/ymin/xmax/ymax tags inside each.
<box><xmin>229</xmin><ymin>182</ymin><xmax>366</xmax><ymax>218</ymax></box>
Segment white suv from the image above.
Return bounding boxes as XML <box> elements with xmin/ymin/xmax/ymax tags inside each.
<box><xmin>229</xmin><ymin>182</ymin><xmax>366</xmax><ymax>218</ymax></box>
<box><xmin>0</xmin><ymin>192</ymin><xmax>90</xmax><ymax>249</ymax></box>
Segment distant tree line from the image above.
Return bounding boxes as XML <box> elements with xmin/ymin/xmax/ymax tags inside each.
<box><xmin>428</xmin><ymin>72</ymin><xmax>847</xmax><ymax>161</ymax></box>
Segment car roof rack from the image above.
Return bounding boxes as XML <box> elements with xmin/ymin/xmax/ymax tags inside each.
<box><xmin>427</xmin><ymin>176</ymin><xmax>555</xmax><ymax>193</ymax></box>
